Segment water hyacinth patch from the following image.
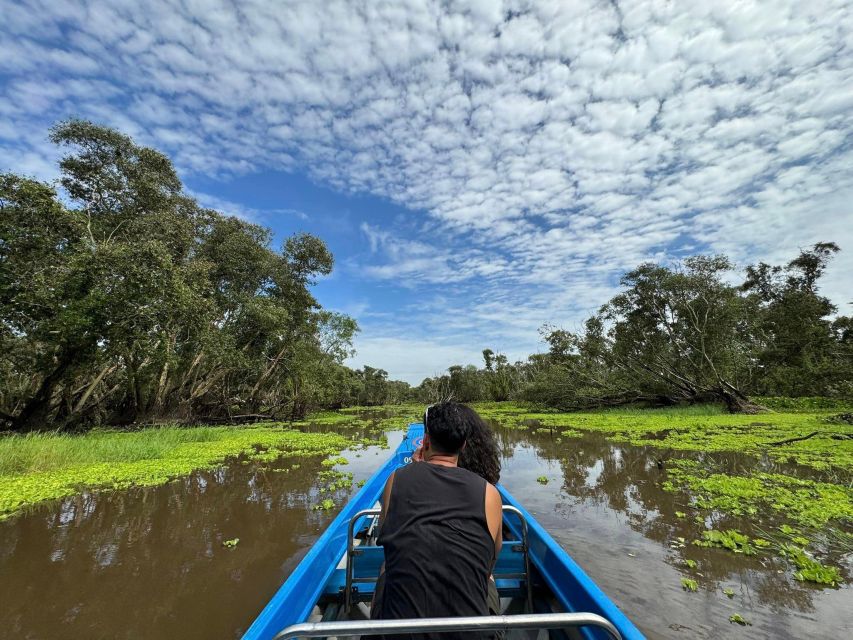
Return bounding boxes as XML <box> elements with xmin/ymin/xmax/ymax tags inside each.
<box><xmin>0</xmin><ymin>426</ymin><xmax>350</xmax><ymax>520</ymax></box>
<box><xmin>693</xmin><ymin>529</ymin><xmax>756</xmax><ymax>555</ymax></box>
<box><xmin>729</xmin><ymin>614</ymin><xmax>751</xmax><ymax>626</ymax></box>
<box><xmin>778</xmin><ymin>544</ymin><xmax>843</xmax><ymax>587</ymax></box>
<box><xmin>680</xmin><ymin>577</ymin><xmax>698</xmax><ymax>592</ymax></box>
<box><xmin>314</xmin><ymin>499</ymin><xmax>335</xmax><ymax>511</ymax></box>
<box><xmin>665</xmin><ymin>460</ymin><xmax>853</xmax><ymax>529</ymax></box>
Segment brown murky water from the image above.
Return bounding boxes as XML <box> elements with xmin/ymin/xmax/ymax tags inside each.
<box><xmin>1</xmin><ymin>423</ymin><xmax>850</xmax><ymax>639</ymax></box>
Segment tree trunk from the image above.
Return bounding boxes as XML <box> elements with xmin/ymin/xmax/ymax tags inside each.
<box><xmin>11</xmin><ymin>346</ymin><xmax>85</xmax><ymax>432</ymax></box>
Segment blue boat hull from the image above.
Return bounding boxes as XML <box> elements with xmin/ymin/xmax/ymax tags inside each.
<box><xmin>243</xmin><ymin>425</ymin><xmax>646</xmax><ymax>640</ymax></box>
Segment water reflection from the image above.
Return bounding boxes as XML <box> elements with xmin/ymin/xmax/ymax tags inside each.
<box><xmin>493</xmin><ymin>424</ymin><xmax>852</xmax><ymax>639</ymax></box>
<box><xmin>0</xmin><ymin>429</ymin><xmax>394</xmax><ymax>640</ymax></box>
<box><xmin>0</xmin><ymin>422</ymin><xmax>849</xmax><ymax>640</ymax></box>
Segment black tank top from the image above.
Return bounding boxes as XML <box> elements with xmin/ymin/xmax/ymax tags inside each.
<box><xmin>373</xmin><ymin>461</ymin><xmax>494</xmax><ymax>640</ymax></box>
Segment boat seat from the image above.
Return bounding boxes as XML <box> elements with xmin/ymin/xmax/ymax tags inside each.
<box><xmin>335</xmin><ymin>506</ymin><xmax>534</xmax><ymax>611</ymax></box>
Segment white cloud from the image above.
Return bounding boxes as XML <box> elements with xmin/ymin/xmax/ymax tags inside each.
<box><xmin>2</xmin><ymin>0</ymin><xmax>852</xmax><ymax>381</ymax></box>
<box><xmin>347</xmin><ymin>335</ymin><xmax>493</xmax><ymax>386</ymax></box>
<box><xmin>189</xmin><ymin>190</ymin><xmax>308</xmax><ymax>224</ymax></box>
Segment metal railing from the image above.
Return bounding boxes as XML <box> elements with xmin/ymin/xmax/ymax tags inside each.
<box><xmin>499</xmin><ymin>504</ymin><xmax>533</xmax><ymax>613</ymax></box>
<box><xmin>273</xmin><ymin>612</ymin><xmax>622</xmax><ymax>640</ymax></box>
<box><xmin>344</xmin><ymin>505</ymin><xmax>535</xmax><ymax>613</ymax></box>
<box><xmin>344</xmin><ymin>507</ymin><xmax>382</xmax><ymax>612</ymax></box>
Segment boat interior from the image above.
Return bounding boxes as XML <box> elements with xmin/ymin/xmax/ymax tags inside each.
<box><xmin>306</xmin><ymin>504</ymin><xmax>585</xmax><ymax>640</ymax></box>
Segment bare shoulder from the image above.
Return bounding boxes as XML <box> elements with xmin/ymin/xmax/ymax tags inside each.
<box><xmin>484</xmin><ymin>481</ymin><xmax>502</xmax><ymax>512</ymax></box>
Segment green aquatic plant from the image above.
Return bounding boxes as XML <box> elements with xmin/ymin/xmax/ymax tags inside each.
<box><xmin>314</xmin><ymin>499</ymin><xmax>335</xmax><ymax>511</ymax></box>
<box><xmin>675</xmin><ymin>511</ymin><xmax>686</xmax><ymax>518</ymax></box>
<box><xmin>683</xmin><ymin>559</ymin><xmax>697</xmax><ymax>569</ymax></box>
<box><xmin>680</xmin><ymin>578</ymin><xmax>698</xmax><ymax>592</ymax></box>
<box><xmin>321</xmin><ymin>456</ymin><xmax>349</xmax><ymax>467</ymax></box>
<box><xmin>222</xmin><ymin>538</ymin><xmax>240</xmax><ymax>548</ymax></box>
<box><xmin>665</xmin><ymin>461</ymin><xmax>853</xmax><ymax>528</ymax></box>
<box><xmin>470</xmin><ymin>402</ymin><xmax>853</xmax><ymax>472</ymax></box>
<box><xmin>723</xmin><ymin>587</ymin><xmax>735</xmax><ymax>598</ymax></box>
<box><xmin>560</xmin><ymin>429</ymin><xmax>582</xmax><ymax>438</ymax></box>
<box><xmin>693</xmin><ymin>529</ymin><xmax>756</xmax><ymax>555</ymax></box>
<box><xmin>536</xmin><ymin>476</ymin><xmax>548</xmax><ymax>484</ymax></box>
<box><xmin>728</xmin><ymin>614</ymin><xmax>751</xmax><ymax>626</ymax></box>
<box><xmin>778</xmin><ymin>544</ymin><xmax>842</xmax><ymax>586</ymax></box>
<box><xmin>0</xmin><ymin>426</ymin><xmax>350</xmax><ymax>520</ymax></box>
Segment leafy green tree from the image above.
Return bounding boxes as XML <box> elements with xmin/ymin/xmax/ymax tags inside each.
<box><xmin>742</xmin><ymin>243</ymin><xmax>845</xmax><ymax>396</ymax></box>
<box><xmin>0</xmin><ymin>120</ymin><xmax>373</xmax><ymax>431</ymax></box>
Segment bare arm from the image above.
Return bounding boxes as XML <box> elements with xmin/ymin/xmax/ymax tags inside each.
<box><xmin>378</xmin><ymin>470</ymin><xmax>396</xmax><ymax>530</ymax></box>
<box><xmin>484</xmin><ymin>483</ymin><xmax>503</xmax><ymax>564</ymax></box>
<box><xmin>376</xmin><ymin>471</ymin><xmax>395</xmax><ymax>575</ymax></box>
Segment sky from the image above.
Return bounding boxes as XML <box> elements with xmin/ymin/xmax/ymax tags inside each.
<box><xmin>1</xmin><ymin>0</ymin><xmax>852</xmax><ymax>384</ymax></box>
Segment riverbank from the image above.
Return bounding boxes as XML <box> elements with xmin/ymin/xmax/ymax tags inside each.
<box><xmin>1</xmin><ymin>400</ymin><xmax>850</xmax><ymax>639</ymax></box>
<box><xmin>0</xmin><ymin>404</ymin><xmax>423</xmax><ymax>521</ymax></box>
<box><xmin>473</xmin><ymin>399</ymin><xmax>853</xmax><ymax>590</ymax></box>
<box><xmin>0</xmin><ymin>425</ymin><xmax>355</xmax><ymax>521</ymax></box>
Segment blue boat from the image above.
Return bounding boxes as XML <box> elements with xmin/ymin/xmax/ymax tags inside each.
<box><xmin>244</xmin><ymin>424</ymin><xmax>646</xmax><ymax>640</ymax></box>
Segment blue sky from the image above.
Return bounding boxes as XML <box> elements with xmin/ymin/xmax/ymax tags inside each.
<box><xmin>2</xmin><ymin>0</ymin><xmax>852</xmax><ymax>384</ymax></box>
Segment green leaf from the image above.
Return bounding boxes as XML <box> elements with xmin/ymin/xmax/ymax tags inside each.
<box><xmin>729</xmin><ymin>614</ymin><xmax>751</xmax><ymax>626</ymax></box>
<box><xmin>222</xmin><ymin>537</ymin><xmax>240</xmax><ymax>548</ymax></box>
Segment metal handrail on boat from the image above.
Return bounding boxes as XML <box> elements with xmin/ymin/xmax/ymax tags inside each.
<box><xmin>499</xmin><ymin>504</ymin><xmax>533</xmax><ymax>613</ymax></box>
<box><xmin>273</xmin><ymin>612</ymin><xmax>623</xmax><ymax>640</ymax></box>
<box><xmin>344</xmin><ymin>505</ymin><xmax>535</xmax><ymax>614</ymax></box>
<box><xmin>345</xmin><ymin>507</ymin><xmax>382</xmax><ymax>612</ymax></box>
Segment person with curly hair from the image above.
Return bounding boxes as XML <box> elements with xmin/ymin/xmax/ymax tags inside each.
<box><xmin>370</xmin><ymin>402</ymin><xmax>505</xmax><ymax>638</ymax></box>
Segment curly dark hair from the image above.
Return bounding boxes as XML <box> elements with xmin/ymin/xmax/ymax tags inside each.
<box><xmin>455</xmin><ymin>405</ymin><xmax>501</xmax><ymax>485</ymax></box>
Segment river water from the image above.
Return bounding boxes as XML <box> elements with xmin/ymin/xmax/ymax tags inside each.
<box><xmin>1</xmin><ymin>420</ymin><xmax>850</xmax><ymax>639</ymax></box>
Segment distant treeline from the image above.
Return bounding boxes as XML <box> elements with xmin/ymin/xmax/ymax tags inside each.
<box><xmin>414</xmin><ymin>245</ymin><xmax>852</xmax><ymax>413</ymax></box>
<box><xmin>3</xmin><ymin>122</ymin><xmax>850</xmax><ymax>432</ymax></box>
<box><xmin>0</xmin><ymin>120</ymin><xmax>410</xmax><ymax>432</ymax></box>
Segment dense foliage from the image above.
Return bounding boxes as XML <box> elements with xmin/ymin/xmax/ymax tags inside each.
<box><xmin>0</xmin><ymin>120</ymin><xmax>412</xmax><ymax>431</ymax></box>
<box><xmin>415</xmin><ymin>247</ymin><xmax>851</xmax><ymax>412</ymax></box>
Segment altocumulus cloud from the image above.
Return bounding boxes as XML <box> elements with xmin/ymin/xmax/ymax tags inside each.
<box><xmin>1</xmin><ymin>0</ymin><xmax>852</xmax><ymax>381</ymax></box>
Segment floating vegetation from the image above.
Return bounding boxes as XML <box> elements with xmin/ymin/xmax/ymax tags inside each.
<box><xmin>680</xmin><ymin>577</ymin><xmax>698</xmax><ymax>592</ymax></box>
<box><xmin>778</xmin><ymin>544</ymin><xmax>842</xmax><ymax>586</ymax></box>
<box><xmin>560</xmin><ymin>428</ymin><xmax>582</xmax><ymax>438</ymax></box>
<box><xmin>683</xmin><ymin>559</ymin><xmax>697</xmax><ymax>569</ymax></box>
<box><xmin>314</xmin><ymin>499</ymin><xmax>335</xmax><ymax>511</ymax></box>
<box><xmin>318</xmin><ymin>469</ymin><xmax>354</xmax><ymax>492</ymax></box>
<box><xmin>222</xmin><ymin>538</ymin><xmax>240</xmax><ymax>549</ymax></box>
<box><xmin>723</xmin><ymin>587</ymin><xmax>735</xmax><ymax>598</ymax></box>
<box><xmin>729</xmin><ymin>614</ymin><xmax>751</xmax><ymax>626</ymax></box>
<box><xmin>471</xmin><ymin>401</ymin><xmax>853</xmax><ymax>472</ymax></box>
<box><xmin>675</xmin><ymin>511</ymin><xmax>686</xmax><ymax>518</ymax></box>
<box><xmin>693</xmin><ymin>529</ymin><xmax>756</xmax><ymax>555</ymax></box>
<box><xmin>321</xmin><ymin>456</ymin><xmax>350</xmax><ymax>467</ymax></box>
<box><xmin>665</xmin><ymin>460</ymin><xmax>853</xmax><ymax>528</ymax></box>
<box><xmin>0</xmin><ymin>427</ymin><xmax>351</xmax><ymax>521</ymax></box>
<box><xmin>536</xmin><ymin>476</ymin><xmax>548</xmax><ymax>484</ymax></box>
